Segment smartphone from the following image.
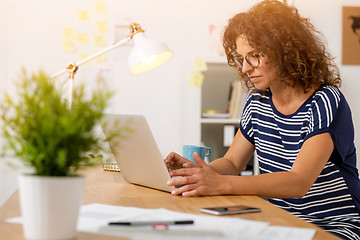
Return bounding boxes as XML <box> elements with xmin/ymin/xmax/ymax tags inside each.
<box><xmin>200</xmin><ymin>205</ymin><xmax>261</xmax><ymax>215</ymax></box>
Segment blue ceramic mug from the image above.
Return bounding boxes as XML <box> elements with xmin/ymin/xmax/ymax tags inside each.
<box><xmin>182</xmin><ymin>145</ymin><xmax>212</xmax><ymax>163</ymax></box>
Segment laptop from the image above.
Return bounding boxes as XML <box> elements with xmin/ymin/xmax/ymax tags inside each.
<box><xmin>100</xmin><ymin>114</ymin><xmax>175</xmax><ymax>192</ymax></box>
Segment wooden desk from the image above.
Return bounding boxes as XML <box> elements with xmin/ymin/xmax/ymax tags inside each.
<box><xmin>0</xmin><ymin>165</ymin><xmax>339</xmax><ymax>240</ymax></box>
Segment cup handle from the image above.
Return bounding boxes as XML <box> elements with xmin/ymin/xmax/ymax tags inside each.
<box><xmin>205</xmin><ymin>147</ymin><xmax>211</xmax><ymax>157</ymax></box>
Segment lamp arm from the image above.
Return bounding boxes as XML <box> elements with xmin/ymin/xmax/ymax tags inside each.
<box><xmin>77</xmin><ymin>37</ymin><xmax>131</xmax><ymax>67</ymax></box>
<box><xmin>51</xmin><ymin>36</ymin><xmax>132</xmax><ymax>79</ymax></box>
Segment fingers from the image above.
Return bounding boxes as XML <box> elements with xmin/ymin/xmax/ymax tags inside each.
<box><xmin>164</xmin><ymin>152</ymin><xmax>181</xmax><ymax>164</ymax></box>
<box><xmin>165</xmin><ymin>152</ymin><xmax>209</xmax><ymax>197</ymax></box>
<box><xmin>167</xmin><ymin>177</ymin><xmax>200</xmax><ymax>196</ymax></box>
<box><xmin>183</xmin><ymin>161</ymin><xmax>197</xmax><ymax>168</ymax></box>
<box><xmin>181</xmin><ymin>189</ymin><xmax>199</xmax><ymax>197</ymax></box>
<box><xmin>193</xmin><ymin>152</ymin><xmax>207</xmax><ymax>167</ymax></box>
<box><xmin>167</xmin><ymin>176</ymin><xmax>189</xmax><ymax>187</ymax></box>
<box><xmin>167</xmin><ymin>161</ymin><xmax>223</xmax><ymax>197</ymax></box>
<box><xmin>165</xmin><ymin>152</ymin><xmax>198</xmax><ymax>170</ymax></box>
<box><xmin>167</xmin><ymin>169</ymin><xmax>198</xmax><ymax>186</ymax></box>
<box><xmin>169</xmin><ymin>167</ymin><xmax>198</xmax><ymax>178</ymax></box>
<box><xmin>164</xmin><ymin>152</ymin><xmax>183</xmax><ymax>169</ymax></box>
<box><xmin>183</xmin><ymin>163</ymin><xmax>190</xmax><ymax>168</ymax></box>
<box><xmin>172</xmin><ymin>185</ymin><xmax>199</xmax><ymax>197</ymax></box>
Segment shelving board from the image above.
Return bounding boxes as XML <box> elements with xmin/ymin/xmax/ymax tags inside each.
<box><xmin>200</xmin><ymin>118</ymin><xmax>240</xmax><ymax>124</ymax></box>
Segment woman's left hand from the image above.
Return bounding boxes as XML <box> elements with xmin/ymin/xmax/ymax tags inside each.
<box><xmin>166</xmin><ymin>152</ymin><xmax>227</xmax><ymax>197</ymax></box>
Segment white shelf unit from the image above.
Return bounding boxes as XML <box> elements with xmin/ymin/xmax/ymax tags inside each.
<box><xmin>199</xmin><ymin>57</ymin><xmax>258</xmax><ymax>175</ymax></box>
<box><xmin>200</xmin><ymin>118</ymin><xmax>241</xmax><ymax>124</ymax></box>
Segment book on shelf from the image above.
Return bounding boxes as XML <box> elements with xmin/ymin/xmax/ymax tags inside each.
<box><xmin>227</xmin><ymin>79</ymin><xmax>242</xmax><ymax>119</ymax></box>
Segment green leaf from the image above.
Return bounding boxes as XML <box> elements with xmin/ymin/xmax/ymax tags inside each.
<box><xmin>0</xmin><ymin>70</ymin><xmax>125</xmax><ymax>176</ymax></box>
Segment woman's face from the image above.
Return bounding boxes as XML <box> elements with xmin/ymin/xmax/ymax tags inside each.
<box><xmin>235</xmin><ymin>36</ymin><xmax>278</xmax><ymax>90</ymax></box>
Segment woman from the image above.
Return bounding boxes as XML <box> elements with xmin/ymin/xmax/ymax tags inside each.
<box><xmin>165</xmin><ymin>1</ymin><xmax>360</xmax><ymax>239</ymax></box>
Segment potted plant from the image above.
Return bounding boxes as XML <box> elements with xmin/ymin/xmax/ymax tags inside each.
<box><xmin>0</xmin><ymin>69</ymin><xmax>117</xmax><ymax>239</ymax></box>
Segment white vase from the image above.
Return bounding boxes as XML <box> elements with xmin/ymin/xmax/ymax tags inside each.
<box><xmin>18</xmin><ymin>174</ymin><xmax>85</xmax><ymax>240</ymax></box>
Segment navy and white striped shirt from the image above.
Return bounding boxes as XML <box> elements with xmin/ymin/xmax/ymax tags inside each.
<box><xmin>240</xmin><ymin>85</ymin><xmax>360</xmax><ymax>239</ymax></box>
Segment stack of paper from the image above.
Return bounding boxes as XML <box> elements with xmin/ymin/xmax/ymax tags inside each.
<box><xmin>76</xmin><ymin>203</ymin><xmax>316</xmax><ymax>240</ymax></box>
<box><xmin>6</xmin><ymin>203</ymin><xmax>316</xmax><ymax>240</ymax></box>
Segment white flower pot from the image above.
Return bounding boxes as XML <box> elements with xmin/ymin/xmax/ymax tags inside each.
<box><xmin>18</xmin><ymin>174</ymin><xmax>84</xmax><ymax>240</ymax></box>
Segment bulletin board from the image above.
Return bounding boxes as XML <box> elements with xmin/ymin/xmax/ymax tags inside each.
<box><xmin>342</xmin><ymin>6</ymin><xmax>360</xmax><ymax>65</ymax></box>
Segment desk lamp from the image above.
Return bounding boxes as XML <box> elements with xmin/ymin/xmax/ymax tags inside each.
<box><xmin>51</xmin><ymin>22</ymin><xmax>173</xmax><ymax>106</ymax></box>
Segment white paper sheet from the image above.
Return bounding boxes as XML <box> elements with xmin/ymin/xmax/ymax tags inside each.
<box><xmin>77</xmin><ymin>203</ymin><xmax>269</xmax><ymax>240</ymax></box>
<box><xmin>6</xmin><ymin>203</ymin><xmax>316</xmax><ymax>240</ymax></box>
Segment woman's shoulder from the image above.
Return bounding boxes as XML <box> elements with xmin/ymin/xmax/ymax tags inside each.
<box><xmin>311</xmin><ymin>85</ymin><xmax>341</xmax><ymax>106</ymax></box>
<box><xmin>307</xmin><ymin>85</ymin><xmax>344</xmax><ymax>123</ymax></box>
<box><xmin>313</xmin><ymin>85</ymin><xmax>341</xmax><ymax>99</ymax></box>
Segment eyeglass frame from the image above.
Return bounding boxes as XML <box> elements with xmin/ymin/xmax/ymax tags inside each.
<box><xmin>233</xmin><ymin>52</ymin><xmax>264</xmax><ymax>70</ymax></box>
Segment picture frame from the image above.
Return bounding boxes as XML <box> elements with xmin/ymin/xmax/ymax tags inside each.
<box><xmin>342</xmin><ymin>6</ymin><xmax>360</xmax><ymax>65</ymax></box>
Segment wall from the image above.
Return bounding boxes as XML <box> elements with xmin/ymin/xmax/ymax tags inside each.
<box><xmin>1</xmin><ymin>0</ymin><xmax>360</xmax><ymax>205</ymax></box>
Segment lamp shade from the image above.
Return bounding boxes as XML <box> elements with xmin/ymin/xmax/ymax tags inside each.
<box><xmin>128</xmin><ymin>33</ymin><xmax>173</xmax><ymax>75</ymax></box>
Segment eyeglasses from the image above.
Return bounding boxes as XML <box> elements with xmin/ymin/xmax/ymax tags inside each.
<box><xmin>233</xmin><ymin>52</ymin><xmax>263</xmax><ymax>70</ymax></box>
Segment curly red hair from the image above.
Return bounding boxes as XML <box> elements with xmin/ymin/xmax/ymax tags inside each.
<box><xmin>223</xmin><ymin>0</ymin><xmax>341</xmax><ymax>92</ymax></box>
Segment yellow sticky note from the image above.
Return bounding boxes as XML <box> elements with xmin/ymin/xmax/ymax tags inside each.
<box><xmin>189</xmin><ymin>72</ymin><xmax>204</xmax><ymax>88</ymax></box>
<box><xmin>94</xmin><ymin>50</ymin><xmax>107</xmax><ymax>62</ymax></box>
<box><xmin>78</xmin><ymin>54</ymin><xmax>91</xmax><ymax>66</ymax></box>
<box><xmin>96</xmin><ymin>20</ymin><xmax>108</xmax><ymax>32</ymax></box>
<box><xmin>94</xmin><ymin>34</ymin><xmax>106</xmax><ymax>46</ymax></box>
<box><xmin>62</xmin><ymin>27</ymin><xmax>75</xmax><ymax>40</ymax></box>
<box><xmin>77</xmin><ymin>33</ymin><xmax>89</xmax><ymax>45</ymax></box>
<box><xmin>63</xmin><ymin>41</ymin><xmax>75</xmax><ymax>53</ymax></box>
<box><xmin>78</xmin><ymin>10</ymin><xmax>90</xmax><ymax>22</ymax></box>
<box><xmin>193</xmin><ymin>59</ymin><xmax>208</xmax><ymax>72</ymax></box>
<box><xmin>95</xmin><ymin>1</ymin><xmax>107</xmax><ymax>13</ymax></box>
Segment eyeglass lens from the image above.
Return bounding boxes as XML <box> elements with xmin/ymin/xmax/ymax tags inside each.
<box><xmin>234</xmin><ymin>53</ymin><xmax>261</xmax><ymax>70</ymax></box>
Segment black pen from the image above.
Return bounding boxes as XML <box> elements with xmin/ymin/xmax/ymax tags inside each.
<box><xmin>108</xmin><ymin>220</ymin><xmax>194</xmax><ymax>226</ymax></box>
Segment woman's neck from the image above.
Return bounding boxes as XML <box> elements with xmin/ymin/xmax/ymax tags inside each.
<box><xmin>270</xmin><ymin>84</ymin><xmax>317</xmax><ymax>115</ymax></box>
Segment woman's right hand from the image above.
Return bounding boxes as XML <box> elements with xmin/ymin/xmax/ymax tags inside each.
<box><xmin>164</xmin><ymin>152</ymin><xmax>197</xmax><ymax>170</ymax></box>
